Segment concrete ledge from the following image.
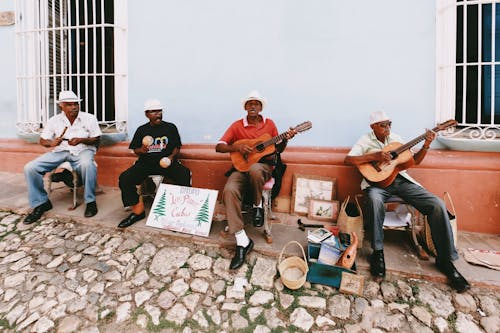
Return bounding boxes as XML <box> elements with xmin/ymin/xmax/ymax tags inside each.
<box><xmin>1</xmin><ymin>139</ymin><xmax>499</xmax><ymax>234</ymax></box>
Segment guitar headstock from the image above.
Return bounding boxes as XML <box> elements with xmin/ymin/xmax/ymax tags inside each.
<box><xmin>436</xmin><ymin>119</ymin><xmax>458</xmax><ymax>131</ymax></box>
<box><xmin>293</xmin><ymin>121</ymin><xmax>312</xmax><ymax>133</ymax></box>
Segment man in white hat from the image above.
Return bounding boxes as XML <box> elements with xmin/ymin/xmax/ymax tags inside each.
<box><xmin>117</xmin><ymin>98</ymin><xmax>191</xmax><ymax>228</ymax></box>
<box><xmin>344</xmin><ymin>111</ymin><xmax>470</xmax><ymax>292</ymax></box>
<box><xmin>216</xmin><ymin>90</ymin><xmax>296</xmax><ymax>270</ymax></box>
<box><xmin>23</xmin><ymin>90</ymin><xmax>102</xmax><ymax>223</ymax></box>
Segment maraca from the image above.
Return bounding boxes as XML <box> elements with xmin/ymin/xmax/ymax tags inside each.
<box><xmin>159</xmin><ymin>157</ymin><xmax>171</xmax><ymax>168</ymax></box>
<box><xmin>142</xmin><ymin>135</ymin><xmax>154</xmax><ymax>146</ymax></box>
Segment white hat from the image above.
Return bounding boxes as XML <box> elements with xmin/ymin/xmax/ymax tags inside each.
<box><xmin>241</xmin><ymin>90</ymin><xmax>267</xmax><ymax>110</ymax></box>
<box><xmin>144</xmin><ymin>98</ymin><xmax>164</xmax><ymax>111</ymax></box>
<box><xmin>370</xmin><ymin>110</ymin><xmax>391</xmax><ymax>125</ymax></box>
<box><xmin>57</xmin><ymin>91</ymin><xmax>82</xmax><ymax>104</ymax></box>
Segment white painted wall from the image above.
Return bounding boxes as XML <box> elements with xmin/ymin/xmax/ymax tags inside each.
<box><xmin>1</xmin><ymin>0</ymin><xmax>437</xmax><ymax>147</ymax></box>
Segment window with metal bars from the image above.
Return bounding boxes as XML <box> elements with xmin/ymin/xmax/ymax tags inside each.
<box><xmin>15</xmin><ymin>0</ymin><xmax>128</xmax><ymax>137</ymax></box>
<box><xmin>437</xmin><ymin>0</ymin><xmax>500</xmax><ymax>143</ymax></box>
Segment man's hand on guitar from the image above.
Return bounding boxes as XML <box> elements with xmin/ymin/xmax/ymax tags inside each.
<box><xmin>285</xmin><ymin>127</ymin><xmax>297</xmax><ymax>140</ymax></box>
<box><xmin>237</xmin><ymin>144</ymin><xmax>253</xmax><ymax>155</ymax></box>
<box><xmin>423</xmin><ymin>129</ymin><xmax>436</xmax><ymax>145</ymax></box>
<box><xmin>374</xmin><ymin>151</ymin><xmax>392</xmax><ymax>162</ymax></box>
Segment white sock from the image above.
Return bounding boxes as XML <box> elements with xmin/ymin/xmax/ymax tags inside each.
<box><xmin>253</xmin><ymin>200</ymin><xmax>262</xmax><ymax>208</ymax></box>
<box><xmin>235</xmin><ymin>229</ymin><xmax>250</xmax><ymax>247</ymax></box>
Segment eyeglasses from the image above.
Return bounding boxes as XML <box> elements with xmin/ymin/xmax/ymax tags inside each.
<box><xmin>146</xmin><ymin>110</ymin><xmax>162</xmax><ymax>114</ymax></box>
<box><xmin>377</xmin><ymin>121</ymin><xmax>392</xmax><ymax>128</ymax></box>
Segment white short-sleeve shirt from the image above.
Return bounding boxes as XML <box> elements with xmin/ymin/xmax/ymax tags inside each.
<box><xmin>41</xmin><ymin>111</ymin><xmax>102</xmax><ymax>156</ymax></box>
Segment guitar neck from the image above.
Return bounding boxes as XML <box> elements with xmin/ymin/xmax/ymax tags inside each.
<box><xmin>259</xmin><ymin>132</ymin><xmax>289</xmax><ymax>149</ymax></box>
<box><xmin>393</xmin><ymin>124</ymin><xmax>441</xmax><ymax>154</ymax></box>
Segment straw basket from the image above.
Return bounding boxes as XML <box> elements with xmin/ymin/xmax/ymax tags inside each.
<box><xmin>278</xmin><ymin>241</ymin><xmax>309</xmax><ymax>290</ymax></box>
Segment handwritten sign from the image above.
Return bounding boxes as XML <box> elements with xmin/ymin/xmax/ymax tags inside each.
<box><xmin>146</xmin><ymin>184</ymin><xmax>218</xmax><ymax>237</ymax></box>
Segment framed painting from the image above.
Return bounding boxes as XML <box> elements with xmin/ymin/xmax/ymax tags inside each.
<box><xmin>339</xmin><ymin>272</ymin><xmax>364</xmax><ymax>296</ymax></box>
<box><xmin>308</xmin><ymin>199</ymin><xmax>340</xmax><ymax>222</ymax></box>
<box><xmin>291</xmin><ymin>174</ymin><xmax>336</xmax><ymax>215</ymax></box>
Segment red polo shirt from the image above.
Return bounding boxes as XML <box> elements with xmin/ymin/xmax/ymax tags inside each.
<box><xmin>218</xmin><ymin>116</ymin><xmax>279</xmax><ymax>145</ymax></box>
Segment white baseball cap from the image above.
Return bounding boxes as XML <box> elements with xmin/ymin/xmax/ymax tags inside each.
<box><xmin>370</xmin><ymin>110</ymin><xmax>391</xmax><ymax>125</ymax></box>
<box><xmin>57</xmin><ymin>91</ymin><xmax>82</xmax><ymax>104</ymax></box>
<box><xmin>144</xmin><ymin>98</ymin><xmax>164</xmax><ymax>111</ymax></box>
<box><xmin>241</xmin><ymin>90</ymin><xmax>267</xmax><ymax>110</ymax></box>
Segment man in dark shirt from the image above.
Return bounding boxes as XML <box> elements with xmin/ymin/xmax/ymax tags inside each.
<box><xmin>117</xmin><ymin>99</ymin><xmax>191</xmax><ymax>228</ymax></box>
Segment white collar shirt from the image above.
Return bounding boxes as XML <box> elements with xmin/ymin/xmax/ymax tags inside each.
<box><xmin>40</xmin><ymin>112</ymin><xmax>102</xmax><ymax>156</ymax></box>
<box><xmin>347</xmin><ymin>131</ymin><xmax>421</xmax><ymax>190</ymax></box>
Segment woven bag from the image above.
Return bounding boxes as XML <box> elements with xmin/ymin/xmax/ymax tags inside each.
<box><xmin>424</xmin><ymin>192</ymin><xmax>458</xmax><ymax>256</ymax></box>
<box><xmin>277</xmin><ymin>241</ymin><xmax>309</xmax><ymax>290</ymax></box>
<box><xmin>337</xmin><ymin>196</ymin><xmax>364</xmax><ymax>248</ymax></box>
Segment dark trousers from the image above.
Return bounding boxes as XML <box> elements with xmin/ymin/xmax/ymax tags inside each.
<box><xmin>364</xmin><ymin>175</ymin><xmax>458</xmax><ymax>263</ymax></box>
<box><xmin>119</xmin><ymin>160</ymin><xmax>191</xmax><ymax>207</ymax></box>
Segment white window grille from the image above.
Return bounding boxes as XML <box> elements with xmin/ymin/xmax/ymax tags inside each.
<box><xmin>15</xmin><ymin>0</ymin><xmax>128</xmax><ymax>136</ymax></box>
<box><xmin>437</xmin><ymin>0</ymin><xmax>500</xmax><ymax>144</ymax></box>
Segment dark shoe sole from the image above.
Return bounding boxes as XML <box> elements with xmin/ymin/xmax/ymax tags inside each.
<box><xmin>118</xmin><ymin>212</ymin><xmax>146</xmax><ymax>228</ymax></box>
<box><xmin>253</xmin><ymin>220</ymin><xmax>264</xmax><ymax>227</ymax></box>
<box><xmin>84</xmin><ymin>202</ymin><xmax>98</xmax><ymax>218</ymax></box>
<box><xmin>229</xmin><ymin>240</ymin><xmax>254</xmax><ymax>270</ymax></box>
<box><xmin>84</xmin><ymin>209</ymin><xmax>98</xmax><ymax>218</ymax></box>
<box><xmin>23</xmin><ymin>201</ymin><xmax>53</xmax><ymax>224</ymax></box>
<box><xmin>252</xmin><ymin>208</ymin><xmax>264</xmax><ymax>227</ymax></box>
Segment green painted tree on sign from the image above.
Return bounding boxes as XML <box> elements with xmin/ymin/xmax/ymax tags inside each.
<box><xmin>195</xmin><ymin>196</ymin><xmax>210</xmax><ymax>226</ymax></box>
<box><xmin>153</xmin><ymin>190</ymin><xmax>168</xmax><ymax>221</ymax></box>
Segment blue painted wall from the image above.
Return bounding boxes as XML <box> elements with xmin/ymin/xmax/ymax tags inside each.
<box><xmin>0</xmin><ymin>1</ymin><xmax>17</xmax><ymax>139</ymax></box>
<box><xmin>1</xmin><ymin>0</ymin><xmax>437</xmax><ymax>147</ymax></box>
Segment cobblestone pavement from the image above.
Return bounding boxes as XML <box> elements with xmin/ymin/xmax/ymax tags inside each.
<box><xmin>0</xmin><ymin>211</ymin><xmax>498</xmax><ymax>333</ymax></box>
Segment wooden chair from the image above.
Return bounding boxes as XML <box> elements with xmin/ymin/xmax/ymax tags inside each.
<box><xmin>47</xmin><ymin>161</ymin><xmax>101</xmax><ymax>210</ymax></box>
<box><xmin>357</xmin><ymin>194</ymin><xmax>429</xmax><ymax>260</ymax></box>
<box><xmin>221</xmin><ymin>177</ymin><xmax>276</xmax><ymax>244</ymax></box>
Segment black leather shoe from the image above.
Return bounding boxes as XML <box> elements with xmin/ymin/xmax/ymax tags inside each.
<box><xmin>84</xmin><ymin>201</ymin><xmax>98</xmax><ymax>217</ymax></box>
<box><xmin>24</xmin><ymin>200</ymin><xmax>53</xmax><ymax>225</ymax></box>
<box><xmin>436</xmin><ymin>260</ymin><xmax>470</xmax><ymax>293</ymax></box>
<box><xmin>252</xmin><ymin>207</ymin><xmax>264</xmax><ymax>227</ymax></box>
<box><xmin>370</xmin><ymin>250</ymin><xmax>386</xmax><ymax>277</ymax></box>
<box><xmin>229</xmin><ymin>239</ymin><xmax>254</xmax><ymax>270</ymax></box>
<box><xmin>118</xmin><ymin>212</ymin><xmax>146</xmax><ymax>228</ymax></box>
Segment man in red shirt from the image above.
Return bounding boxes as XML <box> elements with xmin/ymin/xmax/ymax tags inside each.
<box><xmin>216</xmin><ymin>90</ymin><xmax>295</xmax><ymax>270</ymax></box>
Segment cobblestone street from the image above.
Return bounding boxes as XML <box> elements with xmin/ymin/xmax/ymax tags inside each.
<box><xmin>0</xmin><ymin>210</ymin><xmax>498</xmax><ymax>333</ymax></box>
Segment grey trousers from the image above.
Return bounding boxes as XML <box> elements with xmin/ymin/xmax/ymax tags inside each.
<box><xmin>364</xmin><ymin>175</ymin><xmax>458</xmax><ymax>262</ymax></box>
<box><xmin>223</xmin><ymin>163</ymin><xmax>272</xmax><ymax>234</ymax></box>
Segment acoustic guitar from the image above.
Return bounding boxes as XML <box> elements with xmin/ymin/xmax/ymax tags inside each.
<box><xmin>230</xmin><ymin>121</ymin><xmax>312</xmax><ymax>172</ymax></box>
<box><xmin>357</xmin><ymin>119</ymin><xmax>458</xmax><ymax>188</ymax></box>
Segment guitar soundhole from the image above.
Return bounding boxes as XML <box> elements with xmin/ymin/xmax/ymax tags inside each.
<box><xmin>255</xmin><ymin>144</ymin><xmax>265</xmax><ymax>152</ymax></box>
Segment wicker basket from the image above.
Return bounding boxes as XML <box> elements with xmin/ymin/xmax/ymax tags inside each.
<box><xmin>337</xmin><ymin>196</ymin><xmax>364</xmax><ymax>248</ymax></box>
<box><xmin>278</xmin><ymin>241</ymin><xmax>309</xmax><ymax>290</ymax></box>
<box><xmin>424</xmin><ymin>192</ymin><xmax>458</xmax><ymax>256</ymax></box>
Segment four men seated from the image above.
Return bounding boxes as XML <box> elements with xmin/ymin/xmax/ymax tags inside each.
<box><xmin>21</xmin><ymin>90</ymin><xmax>470</xmax><ymax>292</ymax></box>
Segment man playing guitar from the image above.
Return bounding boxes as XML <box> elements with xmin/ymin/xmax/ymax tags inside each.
<box><xmin>216</xmin><ymin>90</ymin><xmax>296</xmax><ymax>270</ymax></box>
<box><xmin>344</xmin><ymin>111</ymin><xmax>470</xmax><ymax>293</ymax></box>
